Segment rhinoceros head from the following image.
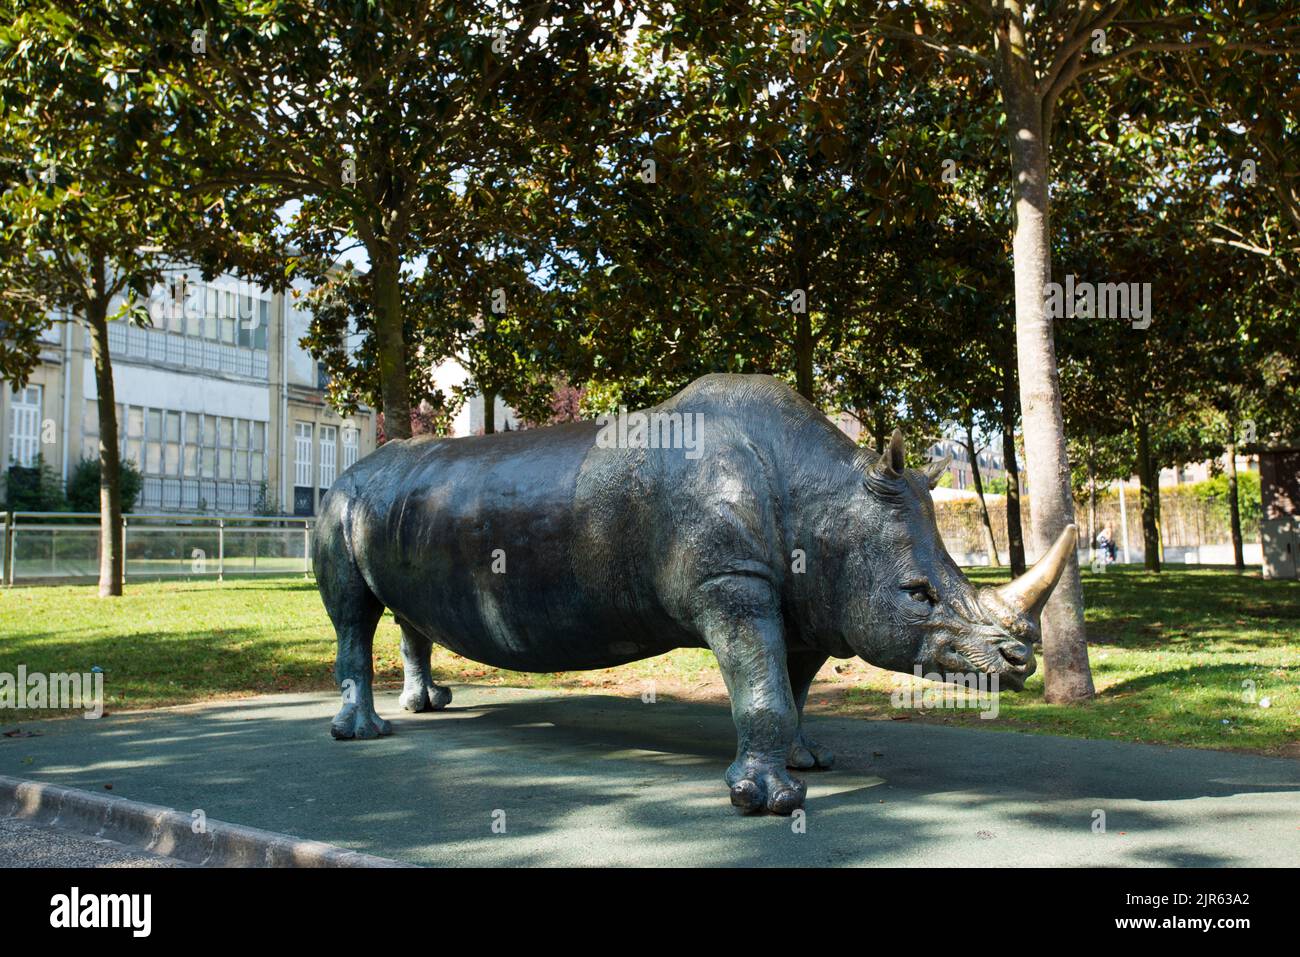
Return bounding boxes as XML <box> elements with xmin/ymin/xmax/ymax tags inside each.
<box><xmin>828</xmin><ymin>430</ymin><xmax>1077</xmax><ymax>692</ymax></box>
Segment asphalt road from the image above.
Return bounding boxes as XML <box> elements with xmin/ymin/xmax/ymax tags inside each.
<box><xmin>1</xmin><ymin>686</ymin><xmax>1296</xmax><ymax>866</ymax></box>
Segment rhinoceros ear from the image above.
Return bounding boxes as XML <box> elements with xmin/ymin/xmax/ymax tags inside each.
<box><xmin>877</xmin><ymin>428</ymin><xmax>905</xmax><ymax>477</ymax></box>
<box><xmin>922</xmin><ymin>454</ymin><xmax>952</xmax><ymax>490</ymax></box>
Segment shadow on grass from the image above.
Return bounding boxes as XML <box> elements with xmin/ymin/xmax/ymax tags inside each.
<box><xmin>1100</xmin><ymin>660</ymin><xmax>1299</xmax><ymax>697</ymax></box>
<box><xmin>967</xmin><ymin>567</ymin><xmax>1300</xmax><ymax>651</ymax></box>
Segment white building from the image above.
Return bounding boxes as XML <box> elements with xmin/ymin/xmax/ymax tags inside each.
<box><xmin>430</xmin><ymin>354</ymin><xmax>520</xmax><ymax>436</ymax></box>
<box><xmin>1</xmin><ymin>266</ymin><xmax>377</xmax><ymax>516</ymax></box>
<box><xmin>927</xmin><ymin>436</ymin><xmax>1008</xmax><ymax>493</ymax></box>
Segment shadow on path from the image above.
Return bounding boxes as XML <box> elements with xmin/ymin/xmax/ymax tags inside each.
<box><xmin>2</xmin><ymin>687</ymin><xmax>1296</xmax><ymax>867</ymax></box>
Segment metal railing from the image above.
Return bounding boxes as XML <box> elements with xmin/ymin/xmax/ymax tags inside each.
<box><xmin>2</xmin><ymin>512</ymin><xmax>313</xmax><ymax>586</ymax></box>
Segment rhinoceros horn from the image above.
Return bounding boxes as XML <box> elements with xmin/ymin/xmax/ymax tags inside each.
<box><xmin>994</xmin><ymin>523</ymin><xmax>1079</xmax><ymax>618</ymax></box>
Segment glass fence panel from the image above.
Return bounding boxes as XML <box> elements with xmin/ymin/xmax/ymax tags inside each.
<box><xmin>221</xmin><ymin>527</ymin><xmax>309</xmax><ymax>575</ymax></box>
<box><xmin>12</xmin><ymin>526</ymin><xmax>100</xmax><ymax>581</ymax></box>
<box><xmin>4</xmin><ymin>516</ymin><xmax>311</xmax><ymax>583</ymax></box>
<box><xmin>125</xmin><ymin>527</ymin><xmax>223</xmax><ymax>578</ymax></box>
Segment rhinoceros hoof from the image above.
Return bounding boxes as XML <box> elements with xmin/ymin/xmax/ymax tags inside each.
<box><xmin>330</xmin><ymin>703</ymin><xmax>393</xmax><ymax>740</ymax></box>
<box><xmin>727</xmin><ymin>760</ymin><xmax>807</xmax><ymax>815</ymax></box>
<box><xmin>787</xmin><ymin>730</ymin><xmax>835</xmax><ymax>770</ymax></box>
<box><xmin>400</xmin><ymin>683</ymin><xmax>453</xmax><ymax>713</ymax></box>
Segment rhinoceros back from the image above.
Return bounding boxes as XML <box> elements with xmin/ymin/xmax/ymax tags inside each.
<box><xmin>318</xmin><ymin>419</ymin><xmax>695</xmax><ymax>671</ymax></box>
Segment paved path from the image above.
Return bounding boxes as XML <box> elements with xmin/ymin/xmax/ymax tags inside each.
<box><xmin>1</xmin><ymin>687</ymin><xmax>1296</xmax><ymax>866</ymax></box>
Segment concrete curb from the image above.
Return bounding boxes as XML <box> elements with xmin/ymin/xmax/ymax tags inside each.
<box><xmin>0</xmin><ymin>775</ymin><xmax>415</xmax><ymax>868</ymax></box>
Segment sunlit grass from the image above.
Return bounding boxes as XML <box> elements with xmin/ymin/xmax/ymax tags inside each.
<box><xmin>0</xmin><ymin>566</ymin><xmax>1295</xmax><ymax>754</ymax></box>
<box><xmin>835</xmin><ymin>567</ymin><xmax>1299</xmax><ymax>754</ymax></box>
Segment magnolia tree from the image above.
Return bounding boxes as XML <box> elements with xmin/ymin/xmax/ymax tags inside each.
<box><xmin>0</xmin><ymin>6</ymin><xmax>188</xmax><ymax>596</ymax></box>
<box><xmin>847</xmin><ymin>0</ymin><xmax>1300</xmax><ymax>702</ymax></box>
<box><xmin>61</xmin><ymin>0</ymin><xmax>643</xmax><ymax>440</ymax></box>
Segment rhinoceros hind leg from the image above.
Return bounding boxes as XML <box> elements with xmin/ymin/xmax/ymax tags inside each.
<box><xmin>318</xmin><ymin>523</ymin><xmax>390</xmax><ymax>741</ymax></box>
<box><xmin>397</xmin><ymin>624</ymin><xmax>453</xmax><ymax>713</ymax></box>
<box><xmin>785</xmin><ymin>650</ymin><xmax>835</xmax><ymax>770</ymax></box>
<box><xmin>399</xmin><ymin>683</ymin><xmax>453</xmax><ymax>714</ymax></box>
<box><xmin>787</xmin><ymin>729</ymin><xmax>835</xmax><ymax>770</ymax></box>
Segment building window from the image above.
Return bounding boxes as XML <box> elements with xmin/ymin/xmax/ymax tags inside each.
<box><xmin>110</xmin><ymin>274</ymin><xmax>272</xmax><ymax>384</ymax></box>
<box><xmin>251</xmin><ymin>421</ymin><xmax>265</xmax><ymax>484</ymax></box>
<box><xmin>8</xmin><ymin>385</ymin><xmax>42</xmax><ymax>467</ymax></box>
<box><xmin>82</xmin><ymin>402</ymin><xmax>267</xmax><ymax>512</ymax></box>
<box><xmin>81</xmin><ymin>398</ymin><xmax>100</xmax><ymax>463</ymax></box>
<box><xmin>125</xmin><ymin>406</ymin><xmax>145</xmax><ymax>471</ymax></box>
<box><xmin>204</xmin><ymin>289</ymin><xmax>219</xmax><ymax>340</ymax></box>
<box><xmin>319</xmin><ymin>425</ymin><xmax>337</xmax><ymax>489</ymax></box>
<box><xmin>146</xmin><ymin>409</ymin><xmax>163</xmax><ymax>474</ymax></box>
<box><xmin>184</xmin><ymin>413</ymin><xmax>199</xmax><ymax>477</ymax></box>
<box><xmin>164</xmin><ymin>411</ymin><xmax>181</xmax><ymax>476</ymax></box>
<box><xmin>294</xmin><ymin>423</ymin><xmax>313</xmax><ymax>488</ymax></box>
<box><xmin>234</xmin><ymin>419</ymin><xmax>247</xmax><ymax>481</ymax></box>
<box><xmin>200</xmin><ymin>414</ymin><xmax>216</xmax><ymax>478</ymax></box>
<box><xmin>165</xmin><ymin>275</ymin><xmax>188</xmax><ymax>332</ymax></box>
<box><xmin>342</xmin><ymin>427</ymin><xmax>359</xmax><ymax>470</ymax></box>
<box><xmin>217</xmin><ymin>416</ymin><xmax>233</xmax><ymax>479</ymax></box>
<box><xmin>232</xmin><ymin>293</ymin><xmax>269</xmax><ymax>350</ymax></box>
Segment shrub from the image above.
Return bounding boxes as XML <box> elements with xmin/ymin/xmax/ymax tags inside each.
<box><xmin>1190</xmin><ymin>471</ymin><xmax>1262</xmax><ymax>529</ymax></box>
<box><xmin>982</xmin><ymin>475</ymin><xmax>1008</xmax><ymax>494</ymax></box>
<box><xmin>64</xmin><ymin>457</ymin><xmax>143</xmax><ymax>513</ymax></box>
<box><xmin>1</xmin><ymin>457</ymin><xmax>66</xmax><ymax>512</ymax></box>
<box><xmin>253</xmin><ymin>483</ymin><xmax>279</xmax><ymax>516</ymax></box>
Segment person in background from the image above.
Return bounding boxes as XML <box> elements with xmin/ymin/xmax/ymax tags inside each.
<box><xmin>1097</xmin><ymin>525</ymin><xmax>1116</xmax><ymax>564</ymax></box>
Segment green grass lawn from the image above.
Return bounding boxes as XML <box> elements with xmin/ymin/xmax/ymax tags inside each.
<box><xmin>834</xmin><ymin>567</ymin><xmax>1299</xmax><ymax>755</ymax></box>
<box><xmin>0</xmin><ymin>566</ymin><xmax>1295</xmax><ymax>754</ymax></box>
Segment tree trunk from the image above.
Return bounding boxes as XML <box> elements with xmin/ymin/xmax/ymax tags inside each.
<box><xmin>1226</xmin><ymin>437</ymin><xmax>1244</xmax><ymax>571</ymax></box>
<box><xmin>966</xmin><ymin>423</ymin><xmax>1001</xmax><ymax>567</ymax></box>
<box><xmin>873</xmin><ymin>406</ymin><xmax>886</xmax><ymax>454</ymax></box>
<box><xmin>1003</xmin><ymin>82</ymin><xmax>1093</xmax><ymax>701</ymax></box>
<box><xmin>1117</xmin><ymin>477</ymin><xmax>1131</xmax><ymax>564</ymax></box>
<box><xmin>371</xmin><ymin>247</ymin><xmax>412</xmax><ymax>440</ymax></box>
<box><xmin>1087</xmin><ymin>441</ymin><xmax>1097</xmax><ymax>555</ymax></box>
<box><xmin>1001</xmin><ymin>370</ymin><xmax>1026</xmax><ymax>576</ymax></box>
<box><xmin>1135</xmin><ymin>413</ymin><xmax>1161</xmax><ymax>573</ymax></box>
<box><xmin>1153</xmin><ymin>472</ymin><xmax>1164</xmax><ymax>565</ymax></box>
<box><xmin>85</xmin><ymin>278</ymin><xmax>123</xmax><ymax>598</ymax></box>
<box><xmin>483</xmin><ymin>388</ymin><xmax>496</xmax><ymax>435</ymax></box>
<box><xmin>794</xmin><ymin>309</ymin><xmax>814</xmax><ymax>401</ymax></box>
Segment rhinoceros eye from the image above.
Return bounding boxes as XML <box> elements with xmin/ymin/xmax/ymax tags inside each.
<box><xmin>902</xmin><ymin>580</ymin><xmax>936</xmax><ymax>605</ymax></box>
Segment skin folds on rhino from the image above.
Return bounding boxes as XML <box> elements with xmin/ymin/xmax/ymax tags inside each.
<box><xmin>314</xmin><ymin>374</ymin><xmax>1077</xmax><ymax>814</ymax></box>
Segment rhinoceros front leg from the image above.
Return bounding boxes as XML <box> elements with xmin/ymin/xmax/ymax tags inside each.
<box><xmin>786</xmin><ymin>650</ymin><xmax>835</xmax><ymax>771</ymax></box>
<box><xmin>397</xmin><ymin>624</ymin><xmax>453</xmax><ymax>713</ymax></box>
<box><xmin>694</xmin><ymin>577</ymin><xmax>806</xmax><ymax>815</ymax></box>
